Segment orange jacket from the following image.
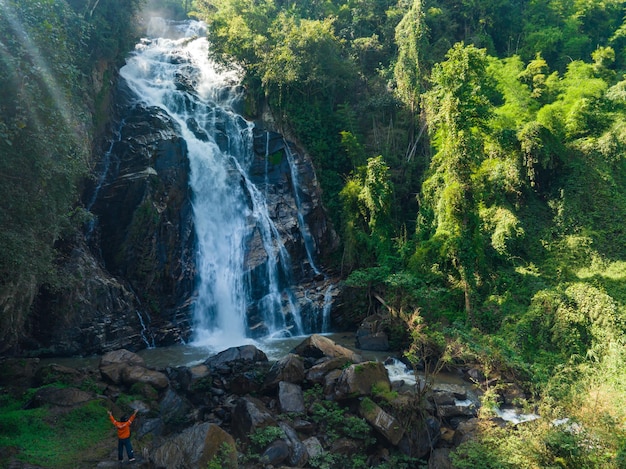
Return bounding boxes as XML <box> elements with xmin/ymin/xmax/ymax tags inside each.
<box><xmin>109</xmin><ymin>412</ymin><xmax>137</xmax><ymax>439</ymax></box>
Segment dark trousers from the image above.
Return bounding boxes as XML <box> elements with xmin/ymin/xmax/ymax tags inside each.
<box><xmin>118</xmin><ymin>437</ymin><xmax>134</xmax><ymax>460</ymax></box>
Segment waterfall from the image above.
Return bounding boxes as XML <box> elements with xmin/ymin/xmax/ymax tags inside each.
<box><xmin>282</xmin><ymin>141</ymin><xmax>321</xmax><ymax>276</ymax></box>
<box><xmin>85</xmin><ymin>119</ymin><xmax>123</xmax><ymax>239</ymax></box>
<box><xmin>136</xmin><ymin>310</ymin><xmax>156</xmax><ymax>349</ymax></box>
<box><xmin>119</xmin><ymin>18</ymin><xmax>306</xmax><ymax>351</ymax></box>
<box><xmin>321</xmin><ymin>284</ymin><xmax>333</xmax><ymax>333</ymax></box>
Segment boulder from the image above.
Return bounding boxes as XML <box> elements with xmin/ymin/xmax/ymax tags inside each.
<box><xmin>453</xmin><ymin>418</ymin><xmax>480</xmax><ymax>446</ymax></box>
<box><xmin>99</xmin><ymin>349</ymin><xmax>150</xmax><ymax>386</ymax></box>
<box><xmin>358</xmin><ymin>398</ymin><xmax>404</xmax><ymax>445</ymax></box>
<box><xmin>100</xmin><ymin>349</ymin><xmax>145</xmax><ymax>367</ymax></box>
<box><xmin>430</xmin><ymin>383</ymin><xmax>467</xmax><ymax>400</ymax></box>
<box><xmin>330</xmin><ymin>437</ymin><xmax>361</xmax><ymax>455</ymax></box>
<box><xmin>279</xmin><ymin>421</ymin><xmax>309</xmax><ymax>467</ymax></box>
<box><xmin>202</xmin><ymin>423</ymin><xmax>238</xmax><ymax>469</ymax></box>
<box><xmin>31</xmin><ymin>387</ymin><xmax>93</xmax><ymax>407</ymax></box>
<box><xmin>302</xmin><ymin>437</ymin><xmax>324</xmax><ymax>459</ymax></box>
<box><xmin>151</xmin><ymin>422</ymin><xmax>237</xmax><ymax>469</ymax></box>
<box><xmin>436</xmin><ymin>402</ymin><xmax>478</xmax><ymax>419</ymax></box>
<box><xmin>99</xmin><ymin>363</ymin><xmax>126</xmax><ymax>385</ymax></box>
<box><xmin>122</xmin><ymin>365</ymin><xmax>169</xmax><ymax>390</ymax></box>
<box><xmin>159</xmin><ymin>388</ymin><xmax>191</xmax><ymax>426</ymax></box>
<box><xmin>334</xmin><ymin>361</ymin><xmax>391</xmax><ymax>400</ymax></box>
<box><xmin>398</xmin><ymin>416</ymin><xmax>441</xmax><ymax>459</ymax></box>
<box><xmin>263</xmin><ymin>353</ymin><xmax>305</xmax><ymax>389</ymax></box>
<box><xmin>292</xmin><ymin>334</ymin><xmax>363</xmax><ymax>363</ymax></box>
<box><xmin>322</xmin><ymin>369</ymin><xmax>343</xmax><ymax>397</ymax></box>
<box><xmin>278</xmin><ymin>381</ymin><xmax>305</xmax><ymax>413</ymax></box>
<box><xmin>260</xmin><ymin>439</ymin><xmax>290</xmax><ymax>466</ymax></box>
<box><xmin>0</xmin><ymin>358</ymin><xmax>40</xmax><ymax>388</ymax></box>
<box><xmin>305</xmin><ymin>356</ymin><xmax>352</xmax><ymax>384</ymax></box>
<box><xmin>356</xmin><ymin>331</ymin><xmax>389</xmax><ymax>351</ymax></box>
<box><xmin>34</xmin><ymin>363</ymin><xmax>90</xmax><ymax>388</ymax></box>
<box><xmin>356</xmin><ymin>315</ymin><xmax>390</xmax><ymax>351</ymax></box>
<box><xmin>205</xmin><ymin>345</ymin><xmax>268</xmax><ymax>369</ymax></box>
<box><xmin>231</xmin><ymin>396</ymin><xmax>277</xmax><ymax>442</ymax></box>
<box><xmin>230</xmin><ymin>371</ymin><xmax>264</xmax><ymax>395</ymax></box>
<box><xmin>429</xmin><ymin>448</ymin><xmax>453</xmax><ymax>469</ymax></box>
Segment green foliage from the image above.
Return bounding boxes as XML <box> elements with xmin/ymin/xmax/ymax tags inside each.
<box><xmin>0</xmin><ymin>0</ymin><xmax>144</xmax><ymax>351</ymax></box>
<box><xmin>205</xmin><ymin>441</ymin><xmax>236</xmax><ymax>469</ymax></box>
<box><xmin>310</xmin><ymin>400</ymin><xmax>372</xmax><ymax>444</ymax></box>
<box><xmin>0</xmin><ymin>393</ymin><xmax>109</xmax><ymax>468</ymax></box>
<box><xmin>248</xmin><ymin>425</ymin><xmax>285</xmax><ymax>452</ymax></box>
<box><xmin>5</xmin><ymin>0</ymin><xmax>626</xmax><ymax>464</ymax></box>
<box><xmin>393</xmin><ymin>0</ymin><xmax>427</xmax><ymax>110</ymax></box>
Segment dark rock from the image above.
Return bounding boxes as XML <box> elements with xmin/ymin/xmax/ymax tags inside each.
<box><xmin>150</xmin><ymin>422</ymin><xmax>227</xmax><ymax>468</ymax></box>
<box><xmin>453</xmin><ymin>418</ymin><xmax>480</xmax><ymax>446</ymax></box>
<box><xmin>99</xmin><ymin>363</ymin><xmax>126</xmax><ymax>385</ymax></box>
<box><xmin>136</xmin><ymin>417</ymin><xmax>164</xmax><ymax>439</ymax></box>
<box><xmin>205</xmin><ymin>345</ymin><xmax>268</xmax><ymax>369</ymax></box>
<box><xmin>305</xmin><ymin>356</ymin><xmax>352</xmax><ymax>384</ymax></box>
<box><xmin>263</xmin><ymin>353</ymin><xmax>305</xmax><ymax>390</ymax></box>
<box><xmin>323</xmin><ymin>369</ymin><xmax>343</xmax><ymax>398</ymax></box>
<box><xmin>0</xmin><ymin>358</ymin><xmax>40</xmax><ymax>388</ymax></box>
<box><xmin>278</xmin><ymin>381</ymin><xmax>305</xmax><ymax>413</ymax></box>
<box><xmin>31</xmin><ymin>387</ymin><xmax>93</xmax><ymax>407</ymax></box>
<box><xmin>231</xmin><ymin>396</ymin><xmax>276</xmax><ymax>442</ymax></box>
<box><xmin>330</xmin><ymin>437</ymin><xmax>361</xmax><ymax>455</ymax></box>
<box><xmin>34</xmin><ymin>363</ymin><xmax>84</xmax><ymax>387</ymax></box>
<box><xmin>429</xmin><ymin>448</ymin><xmax>453</xmax><ymax>469</ymax></box>
<box><xmin>292</xmin><ymin>418</ymin><xmax>316</xmax><ymax>434</ymax></box>
<box><xmin>260</xmin><ymin>439</ymin><xmax>290</xmax><ymax>465</ymax></box>
<box><xmin>398</xmin><ymin>416</ymin><xmax>441</xmax><ymax>459</ymax></box>
<box><xmin>230</xmin><ymin>371</ymin><xmax>263</xmax><ymax>395</ymax></box>
<box><xmin>279</xmin><ymin>421</ymin><xmax>309</xmax><ymax>467</ymax></box>
<box><xmin>159</xmin><ymin>388</ymin><xmax>190</xmax><ymax>428</ymax></box>
<box><xmin>355</xmin><ymin>315</ymin><xmax>390</xmax><ymax>351</ymax></box>
<box><xmin>356</xmin><ymin>331</ymin><xmax>390</xmax><ymax>351</ymax></box>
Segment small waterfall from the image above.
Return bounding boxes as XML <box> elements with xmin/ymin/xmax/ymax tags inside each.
<box><xmin>85</xmin><ymin>120</ymin><xmax>123</xmax><ymax>239</ymax></box>
<box><xmin>119</xmin><ymin>18</ymin><xmax>311</xmax><ymax>351</ymax></box>
<box><xmin>283</xmin><ymin>141</ymin><xmax>321</xmax><ymax>276</ymax></box>
<box><xmin>321</xmin><ymin>284</ymin><xmax>333</xmax><ymax>333</ymax></box>
<box><xmin>136</xmin><ymin>310</ymin><xmax>155</xmax><ymax>348</ymax></box>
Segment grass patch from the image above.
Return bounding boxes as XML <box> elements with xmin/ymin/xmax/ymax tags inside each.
<box><xmin>0</xmin><ymin>392</ymin><xmax>111</xmax><ymax>468</ymax></box>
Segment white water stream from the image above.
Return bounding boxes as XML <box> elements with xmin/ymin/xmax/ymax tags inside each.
<box><xmin>119</xmin><ymin>18</ymin><xmax>306</xmax><ymax>352</ymax></box>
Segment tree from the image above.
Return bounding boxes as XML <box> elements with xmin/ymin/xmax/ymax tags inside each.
<box><xmin>417</xmin><ymin>43</ymin><xmax>495</xmax><ymax>324</ymax></box>
<box><xmin>393</xmin><ymin>0</ymin><xmax>427</xmax><ymax>113</ymax></box>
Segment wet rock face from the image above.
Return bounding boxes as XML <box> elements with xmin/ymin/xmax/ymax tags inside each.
<box><xmin>22</xmin><ymin>92</ymin><xmax>342</xmax><ymax>356</ymax></box>
<box><xmin>92</xmin><ymin>102</ymin><xmax>196</xmax><ymax>340</ymax></box>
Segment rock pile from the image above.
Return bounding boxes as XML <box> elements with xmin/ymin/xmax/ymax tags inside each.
<box><xmin>1</xmin><ymin>334</ymin><xmax>530</xmax><ymax>468</ymax></box>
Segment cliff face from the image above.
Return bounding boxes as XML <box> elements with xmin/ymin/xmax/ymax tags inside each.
<box><xmin>21</xmin><ymin>79</ymin><xmax>341</xmax><ymax>357</ymax></box>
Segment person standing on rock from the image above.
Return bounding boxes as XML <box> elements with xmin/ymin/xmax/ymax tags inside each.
<box><xmin>108</xmin><ymin>409</ymin><xmax>138</xmax><ymax>463</ymax></box>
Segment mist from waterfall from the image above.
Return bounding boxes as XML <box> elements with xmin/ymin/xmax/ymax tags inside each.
<box><xmin>119</xmin><ymin>18</ymin><xmax>306</xmax><ymax>351</ymax></box>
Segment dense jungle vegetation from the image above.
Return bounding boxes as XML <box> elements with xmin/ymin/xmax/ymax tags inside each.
<box><xmin>196</xmin><ymin>0</ymin><xmax>626</xmax><ymax>466</ymax></box>
<box><xmin>1</xmin><ymin>0</ymin><xmax>626</xmax><ymax>466</ymax></box>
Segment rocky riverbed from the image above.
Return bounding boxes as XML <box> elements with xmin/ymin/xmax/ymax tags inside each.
<box><xmin>1</xmin><ymin>334</ymin><xmax>534</xmax><ymax>468</ymax></box>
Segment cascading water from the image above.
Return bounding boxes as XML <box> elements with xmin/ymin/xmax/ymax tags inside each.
<box><xmin>282</xmin><ymin>141</ymin><xmax>321</xmax><ymax>276</ymax></box>
<box><xmin>119</xmin><ymin>18</ymin><xmax>310</xmax><ymax>351</ymax></box>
